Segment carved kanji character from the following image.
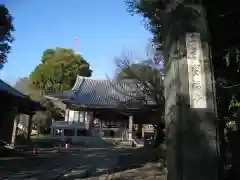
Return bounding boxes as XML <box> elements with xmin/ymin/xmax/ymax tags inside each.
<box><xmin>191</xmin><ymin>64</ymin><xmax>201</xmax><ymax>76</ymax></box>
<box><xmin>192</xmin><ymin>80</ymin><xmax>201</xmax><ymax>89</ymax></box>
<box><xmin>192</xmin><ymin>92</ymin><xmax>202</xmax><ymax>102</ymax></box>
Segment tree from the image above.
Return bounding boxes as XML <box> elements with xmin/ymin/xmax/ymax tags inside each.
<box><xmin>14</xmin><ymin>77</ymin><xmax>65</xmax><ymax>118</ymax></box>
<box><xmin>40</xmin><ymin>97</ymin><xmax>64</xmax><ymax>120</ymax></box>
<box><xmin>126</xmin><ymin>1</ymin><xmax>240</xmax><ymax>179</ymax></box>
<box><xmin>125</xmin><ymin>0</ymin><xmax>164</xmax><ymax>50</ymax></box>
<box><xmin>32</xmin><ymin>111</ymin><xmax>52</xmax><ymax>133</ymax></box>
<box><xmin>30</xmin><ymin>48</ymin><xmax>92</xmax><ymax>93</ymax></box>
<box><xmin>14</xmin><ymin>77</ymin><xmax>64</xmax><ymax>134</ymax></box>
<box><xmin>32</xmin><ymin>98</ymin><xmax>66</xmax><ymax>133</ymax></box>
<box><xmin>14</xmin><ymin>78</ymin><xmax>41</xmax><ymax>137</ymax></box>
<box><xmin>14</xmin><ymin>77</ymin><xmax>42</xmax><ymax>100</ymax></box>
<box><xmin>125</xmin><ymin>0</ymin><xmax>240</xmax><ymax>119</ymax></box>
<box><xmin>125</xmin><ymin>1</ymin><xmax>224</xmax><ymax>179</ymax></box>
<box><xmin>0</xmin><ymin>5</ymin><xmax>14</xmax><ymax>69</ymax></box>
<box><xmin>115</xmin><ymin>53</ymin><xmax>165</xmax><ymax>147</ymax></box>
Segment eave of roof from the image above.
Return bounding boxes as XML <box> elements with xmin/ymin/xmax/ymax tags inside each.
<box><xmin>0</xmin><ymin>79</ymin><xmax>44</xmax><ymax>112</ymax></box>
<box><xmin>0</xmin><ymin>79</ymin><xmax>26</xmax><ymax>98</ymax></box>
<box><xmin>45</xmin><ymin>76</ymin><xmax>156</xmax><ymax>109</ymax></box>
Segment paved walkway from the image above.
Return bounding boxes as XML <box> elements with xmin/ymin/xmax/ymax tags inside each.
<box><xmin>0</xmin><ymin>137</ymin><xmax>166</xmax><ymax>179</ymax></box>
<box><xmin>0</xmin><ymin>137</ymin><xmax>120</xmax><ymax>179</ymax></box>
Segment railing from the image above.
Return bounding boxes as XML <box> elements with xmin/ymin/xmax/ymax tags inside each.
<box><xmin>52</xmin><ymin>120</ymin><xmax>86</xmax><ymax>125</ymax></box>
<box><xmin>92</xmin><ymin>124</ymin><xmax>126</xmax><ymax>128</ymax></box>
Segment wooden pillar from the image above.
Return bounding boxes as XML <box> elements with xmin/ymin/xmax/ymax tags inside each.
<box><xmin>11</xmin><ymin>114</ymin><xmax>20</xmax><ymax>146</ymax></box>
<box><xmin>65</xmin><ymin>109</ymin><xmax>70</xmax><ymax>121</ymax></box>
<box><xmin>128</xmin><ymin>116</ymin><xmax>133</xmax><ymax>141</ymax></box>
<box><xmin>74</xmin><ymin>128</ymin><xmax>78</xmax><ymax>137</ymax></box>
<box><xmin>142</xmin><ymin>124</ymin><xmax>145</xmax><ymax>138</ymax></box>
<box><xmin>50</xmin><ymin>127</ymin><xmax>54</xmax><ymax>135</ymax></box>
<box><xmin>27</xmin><ymin>114</ymin><xmax>33</xmax><ymax>141</ymax></box>
<box><xmin>85</xmin><ymin>111</ymin><xmax>91</xmax><ymax>130</ymax></box>
<box><xmin>0</xmin><ymin>108</ymin><xmax>16</xmax><ymax>143</ymax></box>
<box><xmin>88</xmin><ymin>112</ymin><xmax>94</xmax><ymax>135</ymax></box>
<box><xmin>164</xmin><ymin>3</ymin><xmax>219</xmax><ymax>180</ymax></box>
<box><xmin>138</xmin><ymin>123</ymin><xmax>144</xmax><ymax>138</ymax></box>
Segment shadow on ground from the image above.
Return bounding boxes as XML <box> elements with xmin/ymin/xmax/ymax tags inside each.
<box><xmin>0</xmin><ymin>137</ymin><xmax>167</xmax><ymax>179</ymax></box>
<box><xmin>0</xmin><ymin>153</ymin><xmax>58</xmax><ymax>174</ymax></box>
<box><xmin>60</xmin><ymin>144</ymin><xmax>167</xmax><ymax>179</ymax></box>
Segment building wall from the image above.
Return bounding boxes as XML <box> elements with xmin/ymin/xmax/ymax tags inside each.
<box><xmin>56</xmin><ymin>108</ymin><xmax>154</xmax><ymax>140</ymax></box>
<box><xmin>56</xmin><ymin>109</ymin><xmax>129</xmax><ymax>138</ymax></box>
<box><xmin>64</xmin><ymin>109</ymin><xmax>92</xmax><ymax>130</ymax></box>
<box><xmin>64</xmin><ymin>109</ymin><xmax>129</xmax><ymax>129</ymax></box>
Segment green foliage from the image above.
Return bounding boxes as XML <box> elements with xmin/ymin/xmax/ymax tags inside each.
<box><xmin>116</xmin><ymin>59</ymin><xmax>165</xmax><ymax>148</ymax></box>
<box><xmin>125</xmin><ymin>0</ymin><xmax>240</xmax><ymax>120</ymax></box>
<box><xmin>0</xmin><ymin>5</ymin><xmax>15</xmax><ymax>69</ymax></box>
<box><xmin>30</xmin><ymin>48</ymin><xmax>92</xmax><ymax>93</ymax></box>
<box><xmin>116</xmin><ymin>57</ymin><xmax>164</xmax><ymax>106</ymax></box>
<box><xmin>125</xmin><ymin>0</ymin><xmax>164</xmax><ymax>50</ymax></box>
<box><xmin>118</xmin><ymin>63</ymin><xmax>162</xmax><ymax>83</ymax></box>
<box><xmin>40</xmin><ymin>98</ymin><xmax>64</xmax><ymax>120</ymax></box>
<box><xmin>32</xmin><ymin>98</ymin><xmax>64</xmax><ymax>131</ymax></box>
<box><xmin>15</xmin><ymin>78</ymin><xmax>64</xmax><ymax>132</ymax></box>
<box><xmin>32</xmin><ymin>111</ymin><xmax>52</xmax><ymax>131</ymax></box>
<box><xmin>41</xmin><ymin>48</ymin><xmax>55</xmax><ymax>63</ymax></box>
<box><xmin>14</xmin><ymin>77</ymin><xmax>42</xmax><ymax>101</ymax></box>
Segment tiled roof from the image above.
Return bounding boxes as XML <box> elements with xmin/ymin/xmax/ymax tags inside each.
<box><xmin>0</xmin><ymin>79</ymin><xmax>44</xmax><ymax>112</ymax></box>
<box><xmin>0</xmin><ymin>79</ymin><xmax>26</xmax><ymax>98</ymax></box>
<box><xmin>50</xmin><ymin>76</ymin><xmax>155</xmax><ymax>108</ymax></box>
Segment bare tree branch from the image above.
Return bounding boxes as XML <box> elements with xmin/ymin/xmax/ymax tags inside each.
<box><xmin>113</xmin><ymin>52</ymin><xmax>165</xmax><ymax>109</ymax></box>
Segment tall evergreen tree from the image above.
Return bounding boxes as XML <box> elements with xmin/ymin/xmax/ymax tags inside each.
<box><xmin>0</xmin><ymin>5</ymin><xmax>14</xmax><ymax>69</ymax></box>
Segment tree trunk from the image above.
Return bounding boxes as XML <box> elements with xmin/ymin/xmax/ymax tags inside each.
<box><xmin>164</xmin><ymin>3</ymin><xmax>220</xmax><ymax>180</ymax></box>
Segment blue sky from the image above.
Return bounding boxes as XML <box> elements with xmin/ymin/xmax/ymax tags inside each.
<box><xmin>1</xmin><ymin>0</ymin><xmax>151</xmax><ymax>85</ymax></box>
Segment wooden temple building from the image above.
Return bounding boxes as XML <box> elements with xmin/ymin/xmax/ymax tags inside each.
<box><xmin>0</xmin><ymin>79</ymin><xmax>43</xmax><ymax>145</ymax></box>
<box><xmin>47</xmin><ymin>76</ymin><xmax>159</xmax><ymax>142</ymax></box>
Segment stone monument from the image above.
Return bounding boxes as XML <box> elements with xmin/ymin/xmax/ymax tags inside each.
<box><xmin>164</xmin><ymin>4</ymin><xmax>219</xmax><ymax>180</ymax></box>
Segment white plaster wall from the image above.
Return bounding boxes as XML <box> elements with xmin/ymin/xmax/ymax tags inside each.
<box><xmin>64</xmin><ymin>109</ymin><xmax>93</xmax><ymax>130</ymax></box>
<box><xmin>68</xmin><ymin>110</ymin><xmax>74</xmax><ymax>122</ymax></box>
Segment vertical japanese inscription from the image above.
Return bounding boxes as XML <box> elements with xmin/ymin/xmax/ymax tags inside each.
<box><xmin>186</xmin><ymin>33</ymin><xmax>207</xmax><ymax>108</ymax></box>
